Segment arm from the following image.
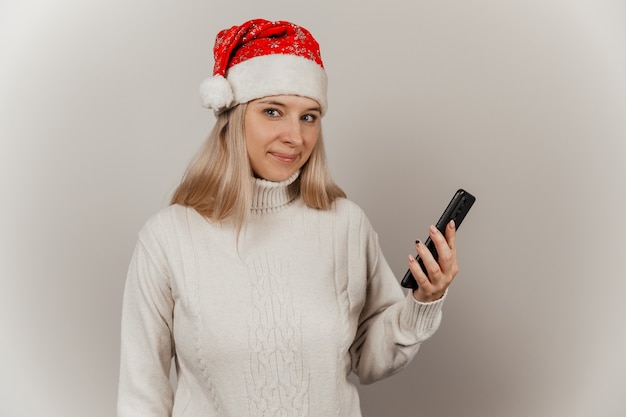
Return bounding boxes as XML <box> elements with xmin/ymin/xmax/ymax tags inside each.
<box><xmin>117</xmin><ymin>225</ymin><xmax>175</xmax><ymax>417</ymax></box>
<box><xmin>350</xmin><ymin>217</ymin><xmax>456</xmax><ymax>385</ymax></box>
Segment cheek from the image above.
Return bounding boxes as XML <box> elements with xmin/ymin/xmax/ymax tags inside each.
<box><xmin>305</xmin><ymin>131</ymin><xmax>320</xmax><ymax>153</ymax></box>
<box><xmin>246</xmin><ymin>142</ymin><xmax>264</xmax><ymax>168</ymax></box>
<box><xmin>304</xmin><ymin>125</ymin><xmax>320</xmax><ymax>144</ymax></box>
<box><xmin>300</xmin><ymin>141</ymin><xmax>318</xmax><ymax>166</ymax></box>
<box><xmin>244</xmin><ymin>127</ymin><xmax>267</xmax><ymax>156</ymax></box>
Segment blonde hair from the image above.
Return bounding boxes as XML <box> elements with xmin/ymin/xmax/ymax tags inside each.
<box><xmin>170</xmin><ymin>103</ymin><xmax>346</xmax><ymax>228</ymax></box>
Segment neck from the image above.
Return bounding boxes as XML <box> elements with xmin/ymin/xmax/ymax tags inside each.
<box><xmin>250</xmin><ymin>171</ymin><xmax>300</xmax><ymax>213</ymax></box>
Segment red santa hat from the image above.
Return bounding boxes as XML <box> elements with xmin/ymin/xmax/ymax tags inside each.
<box><xmin>199</xmin><ymin>19</ymin><xmax>328</xmax><ymax>115</ymax></box>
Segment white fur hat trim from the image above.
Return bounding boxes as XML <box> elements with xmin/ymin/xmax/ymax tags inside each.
<box><xmin>199</xmin><ymin>54</ymin><xmax>327</xmax><ymax>115</ymax></box>
<box><xmin>228</xmin><ymin>54</ymin><xmax>327</xmax><ymax>114</ymax></box>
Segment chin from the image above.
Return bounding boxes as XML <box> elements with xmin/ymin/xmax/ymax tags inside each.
<box><xmin>270</xmin><ymin>173</ymin><xmax>294</xmax><ymax>182</ymax></box>
<box><xmin>258</xmin><ymin>169</ymin><xmax>297</xmax><ymax>182</ymax></box>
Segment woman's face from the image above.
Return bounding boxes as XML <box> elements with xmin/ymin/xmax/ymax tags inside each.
<box><xmin>244</xmin><ymin>95</ymin><xmax>321</xmax><ymax>182</ymax></box>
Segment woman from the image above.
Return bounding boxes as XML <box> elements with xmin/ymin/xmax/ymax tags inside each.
<box><xmin>118</xmin><ymin>18</ymin><xmax>459</xmax><ymax>417</ymax></box>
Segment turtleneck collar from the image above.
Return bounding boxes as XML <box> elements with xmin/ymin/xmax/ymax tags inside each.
<box><xmin>250</xmin><ymin>170</ymin><xmax>300</xmax><ymax>213</ymax></box>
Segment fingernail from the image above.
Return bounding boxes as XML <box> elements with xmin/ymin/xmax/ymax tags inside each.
<box><xmin>408</xmin><ymin>254</ymin><xmax>416</xmax><ymax>263</ymax></box>
<box><xmin>449</xmin><ymin>219</ymin><xmax>455</xmax><ymax>229</ymax></box>
<box><xmin>415</xmin><ymin>239</ymin><xmax>421</xmax><ymax>246</ymax></box>
<box><xmin>430</xmin><ymin>225</ymin><xmax>439</xmax><ymax>234</ymax></box>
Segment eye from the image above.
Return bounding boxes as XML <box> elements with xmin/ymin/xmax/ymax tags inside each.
<box><xmin>263</xmin><ymin>108</ymin><xmax>281</xmax><ymax>117</ymax></box>
<box><xmin>301</xmin><ymin>113</ymin><xmax>318</xmax><ymax>123</ymax></box>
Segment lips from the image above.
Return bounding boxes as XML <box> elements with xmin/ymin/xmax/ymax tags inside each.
<box><xmin>270</xmin><ymin>152</ymin><xmax>299</xmax><ymax>163</ymax></box>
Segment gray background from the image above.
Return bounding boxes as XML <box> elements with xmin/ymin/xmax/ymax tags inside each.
<box><xmin>1</xmin><ymin>0</ymin><xmax>625</xmax><ymax>416</ymax></box>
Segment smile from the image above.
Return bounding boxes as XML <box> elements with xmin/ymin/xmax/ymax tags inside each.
<box><xmin>270</xmin><ymin>152</ymin><xmax>299</xmax><ymax>163</ymax></box>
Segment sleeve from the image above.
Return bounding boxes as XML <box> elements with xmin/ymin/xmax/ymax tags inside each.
<box><xmin>349</xmin><ymin>216</ymin><xmax>446</xmax><ymax>385</ymax></box>
<box><xmin>117</xmin><ymin>222</ymin><xmax>175</xmax><ymax>417</ymax></box>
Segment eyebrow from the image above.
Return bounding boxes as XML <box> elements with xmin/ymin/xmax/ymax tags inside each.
<box><xmin>256</xmin><ymin>99</ymin><xmax>321</xmax><ymax>113</ymax></box>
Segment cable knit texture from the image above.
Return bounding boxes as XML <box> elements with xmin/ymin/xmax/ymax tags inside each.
<box><xmin>117</xmin><ymin>173</ymin><xmax>445</xmax><ymax>417</ymax></box>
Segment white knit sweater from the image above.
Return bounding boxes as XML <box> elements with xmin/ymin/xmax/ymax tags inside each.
<box><xmin>118</xmin><ymin>173</ymin><xmax>446</xmax><ymax>417</ymax></box>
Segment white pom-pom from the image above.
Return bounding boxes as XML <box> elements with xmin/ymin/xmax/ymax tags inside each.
<box><xmin>199</xmin><ymin>75</ymin><xmax>234</xmax><ymax>111</ymax></box>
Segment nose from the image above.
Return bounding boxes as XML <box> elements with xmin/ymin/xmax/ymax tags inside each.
<box><xmin>279</xmin><ymin>117</ymin><xmax>304</xmax><ymax>146</ymax></box>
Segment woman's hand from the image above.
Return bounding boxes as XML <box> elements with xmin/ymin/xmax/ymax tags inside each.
<box><xmin>409</xmin><ymin>220</ymin><xmax>459</xmax><ymax>303</ymax></box>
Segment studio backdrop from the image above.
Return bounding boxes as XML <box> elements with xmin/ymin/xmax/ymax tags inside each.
<box><xmin>1</xmin><ymin>1</ymin><xmax>625</xmax><ymax>416</ymax></box>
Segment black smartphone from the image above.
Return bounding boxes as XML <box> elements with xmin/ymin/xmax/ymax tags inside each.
<box><xmin>401</xmin><ymin>189</ymin><xmax>476</xmax><ymax>289</ymax></box>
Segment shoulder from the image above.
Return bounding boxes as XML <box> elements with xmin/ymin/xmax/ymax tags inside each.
<box><xmin>332</xmin><ymin>197</ymin><xmax>366</xmax><ymax>216</ymax></box>
<box><xmin>330</xmin><ymin>197</ymin><xmax>376</xmax><ymax>232</ymax></box>
<box><xmin>138</xmin><ymin>204</ymin><xmax>205</xmax><ymax>243</ymax></box>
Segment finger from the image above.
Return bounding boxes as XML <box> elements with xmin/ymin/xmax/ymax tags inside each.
<box><xmin>428</xmin><ymin>225</ymin><xmax>457</xmax><ymax>277</ymax></box>
<box><xmin>409</xmin><ymin>252</ymin><xmax>440</xmax><ymax>302</ymax></box>
<box><xmin>442</xmin><ymin>221</ymin><xmax>458</xmax><ymax>276</ymax></box>
<box><xmin>445</xmin><ymin>220</ymin><xmax>457</xmax><ymax>252</ymax></box>
<box><xmin>429</xmin><ymin>225</ymin><xmax>451</xmax><ymax>263</ymax></box>
<box><xmin>409</xmin><ymin>253</ymin><xmax>445</xmax><ymax>302</ymax></box>
<box><xmin>414</xmin><ymin>239</ymin><xmax>442</xmax><ymax>282</ymax></box>
<box><xmin>407</xmin><ymin>253</ymin><xmax>434</xmax><ymax>289</ymax></box>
